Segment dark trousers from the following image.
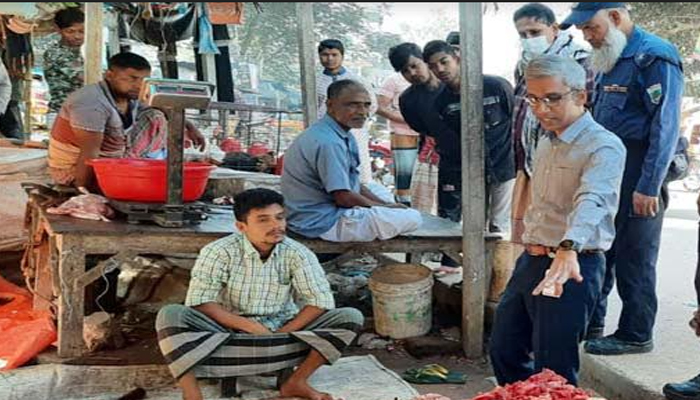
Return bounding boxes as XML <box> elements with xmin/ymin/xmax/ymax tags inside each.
<box><xmin>0</xmin><ymin>100</ymin><xmax>24</xmax><ymax>139</ymax></box>
<box><xmin>589</xmin><ymin>142</ymin><xmax>666</xmax><ymax>343</ymax></box>
<box><xmin>489</xmin><ymin>252</ymin><xmax>605</xmax><ymax>386</ymax></box>
<box><xmin>438</xmin><ymin>173</ymin><xmax>462</xmax><ymax>267</ymax></box>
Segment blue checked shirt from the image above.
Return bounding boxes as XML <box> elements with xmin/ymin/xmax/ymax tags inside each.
<box><xmin>523</xmin><ymin>112</ymin><xmax>626</xmax><ymax>251</ymax></box>
<box><xmin>185</xmin><ymin>232</ymin><xmax>335</xmax><ymax>331</ymax></box>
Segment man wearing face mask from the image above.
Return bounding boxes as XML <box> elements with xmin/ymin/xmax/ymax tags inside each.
<box><xmin>561</xmin><ymin>2</ymin><xmax>684</xmax><ymax>355</ymax></box>
<box><xmin>510</xmin><ymin>3</ymin><xmax>593</xmax><ymax>242</ymax></box>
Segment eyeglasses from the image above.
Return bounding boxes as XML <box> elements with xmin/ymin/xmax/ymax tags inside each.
<box><xmin>524</xmin><ymin>90</ymin><xmax>578</xmax><ymax>108</ymax></box>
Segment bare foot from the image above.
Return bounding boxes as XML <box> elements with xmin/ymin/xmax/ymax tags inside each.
<box><xmin>280</xmin><ymin>379</ymin><xmax>334</xmax><ymax>400</ymax></box>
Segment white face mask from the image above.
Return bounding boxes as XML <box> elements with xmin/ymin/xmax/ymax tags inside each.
<box><xmin>520</xmin><ymin>35</ymin><xmax>551</xmax><ymax>60</ymax></box>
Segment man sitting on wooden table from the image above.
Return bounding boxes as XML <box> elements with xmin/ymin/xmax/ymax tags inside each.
<box><xmin>47</xmin><ymin>52</ymin><xmax>205</xmax><ymax>190</ymax></box>
<box><xmin>282</xmin><ymin>79</ymin><xmax>422</xmax><ymax>242</ymax></box>
<box><xmin>157</xmin><ymin>188</ymin><xmax>363</xmax><ymax>400</ymax></box>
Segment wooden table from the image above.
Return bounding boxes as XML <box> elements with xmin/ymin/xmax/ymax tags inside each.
<box><xmin>24</xmin><ymin>196</ymin><xmax>477</xmax><ymax>358</ymax></box>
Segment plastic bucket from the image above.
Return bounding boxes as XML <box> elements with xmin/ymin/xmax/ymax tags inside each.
<box><xmin>368</xmin><ymin>263</ymin><xmax>433</xmax><ymax>339</ymax></box>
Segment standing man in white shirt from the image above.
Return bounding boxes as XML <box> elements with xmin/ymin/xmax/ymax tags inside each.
<box><xmin>376</xmin><ymin>71</ymin><xmax>420</xmax><ymax>206</ymax></box>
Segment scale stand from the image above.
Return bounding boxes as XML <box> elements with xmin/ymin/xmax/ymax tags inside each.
<box><xmin>130</xmin><ymin>78</ymin><xmax>215</xmax><ymax>228</ymax></box>
<box><xmin>109</xmin><ymin>200</ymin><xmax>209</xmax><ymax>227</ymax></box>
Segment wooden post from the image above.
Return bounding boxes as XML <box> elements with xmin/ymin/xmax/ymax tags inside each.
<box><xmin>57</xmin><ymin>235</ymin><xmax>86</xmax><ymax>357</ymax></box>
<box><xmin>459</xmin><ymin>2</ymin><xmax>486</xmax><ymax>358</ymax></box>
<box><xmin>296</xmin><ymin>3</ymin><xmax>317</xmax><ymax>128</ymax></box>
<box><xmin>84</xmin><ymin>3</ymin><xmax>104</xmax><ymax>85</ymax></box>
<box><xmin>22</xmin><ymin>67</ymin><xmax>32</xmax><ymax>139</ymax></box>
<box><xmin>203</xmin><ymin>54</ymin><xmax>218</xmax><ymax>98</ymax></box>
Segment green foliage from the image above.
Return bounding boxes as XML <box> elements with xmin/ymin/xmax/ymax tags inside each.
<box><xmin>232</xmin><ymin>2</ymin><xmax>399</xmax><ymax>89</ymax></box>
<box><xmin>631</xmin><ymin>2</ymin><xmax>700</xmax><ymax>94</ymax></box>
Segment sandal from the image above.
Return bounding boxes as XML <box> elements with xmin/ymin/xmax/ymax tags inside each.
<box><xmin>401</xmin><ymin>364</ymin><xmax>467</xmax><ymax>384</ymax></box>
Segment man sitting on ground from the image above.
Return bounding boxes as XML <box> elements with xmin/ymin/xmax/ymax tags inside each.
<box><xmin>282</xmin><ymin>80</ymin><xmax>422</xmax><ymax>242</ymax></box>
<box><xmin>157</xmin><ymin>188</ymin><xmax>363</xmax><ymax>400</ymax></box>
<box><xmin>47</xmin><ymin>52</ymin><xmax>204</xmax><ymax>190</ymax></box>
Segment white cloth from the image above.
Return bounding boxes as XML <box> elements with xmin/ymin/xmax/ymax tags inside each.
<box><xmin>320</xmin><ymin>180</ymin><xmax>421</xmax><ymax>242</ymax></box>
<box><xmin>319</xmin><ymin>206</ymin><xmax>422</xmax><ymax>242</ymax></box>
<box><xmin>0</xmin><ymin>61</ymin><xmax>12</xmax><ymax>115</ymax></box>
<box><xmin>364</xmin><ymin>181</ymin><xmax>395</xmax><ymax>204</ymax></box>
<box><xmin>488</xmin><ymin>178</ymin><xmax>515</xmax><ymax>233</ymax></box>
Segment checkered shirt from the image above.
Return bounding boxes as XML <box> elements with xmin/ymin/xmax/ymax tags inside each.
<box><xmin>185</xmin><ymin>232</ymin><xmax>335</xmax><ymax>331</ymax></box>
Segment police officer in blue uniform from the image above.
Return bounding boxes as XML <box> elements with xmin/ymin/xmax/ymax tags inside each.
<box><xmin>561</xmin><ymin>2</ymin><xmax>684</xmax><ymax>355</ymax></box>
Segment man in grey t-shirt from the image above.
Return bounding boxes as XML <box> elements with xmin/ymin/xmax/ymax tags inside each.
<box><xmin>47</xmin><ymin>52</ymin><xmax>204</xmax><ymax>190</ymax></box>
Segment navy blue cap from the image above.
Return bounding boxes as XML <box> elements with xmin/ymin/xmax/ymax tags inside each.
<box><xmin>560</xmin><ymin>2</ymin><xmax>626</xmax><ymax>29</ymax></box>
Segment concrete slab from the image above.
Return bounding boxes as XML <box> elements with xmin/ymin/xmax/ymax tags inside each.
<box><xmin>580</xmin><ymin>188</ymin><xmax>700</xmax><ymax>400</ymax></box>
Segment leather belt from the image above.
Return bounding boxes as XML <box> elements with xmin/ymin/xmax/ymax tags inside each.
<box><xmin>525</xmin><ymin>244</ymin><xmax>603</xmax><ymax>258</ymax></box>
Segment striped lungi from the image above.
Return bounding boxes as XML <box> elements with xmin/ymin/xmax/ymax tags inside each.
<box><xmin>156</xmin><ymin>304</ymin><xmax>363</xmax><ymax>380</ymax></box>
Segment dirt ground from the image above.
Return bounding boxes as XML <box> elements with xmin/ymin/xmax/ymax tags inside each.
<box><xmin>346</xmin><ymin>347</ymin><xmax>495</xmax><ymax>400</ymax></box>
<box><xmin>35</xmin><ymin>335</ymin><xmax>495</xmax><ymax>400</ymax></box>
<box><xmin>3</xmin><ymin>249</ymin><xmax>496</xmax><ymax>400</ymax></box>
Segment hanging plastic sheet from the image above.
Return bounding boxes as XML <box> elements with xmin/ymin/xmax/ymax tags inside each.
<box><xmin>207</xmin><ymin>2</ymin><xmax>244</xmax><ymax>25</ymax></box>
<box><xmin>0</xmin><ymin>3</ymin><xmax>39</xmax><ymax>18</ymax></box>
<box><xmin>196</xmin><ymin>3</ymin><xmax>220</xmax><ymax>55</ymax></box>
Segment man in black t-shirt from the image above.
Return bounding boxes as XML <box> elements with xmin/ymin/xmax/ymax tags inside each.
<box><xmin>389</xmin><ymin>43</ymin><xmax>450</xmax><ymax>148</ymax></box>
<box><xmin>423</xmin><ymin>39</ymin><xmax>516</xmax><ymax>240</ymax></box>
<box><xmin>390</xmin><ymin>43</ymin><xmax>458</xmax><ymax>270</ymax></box>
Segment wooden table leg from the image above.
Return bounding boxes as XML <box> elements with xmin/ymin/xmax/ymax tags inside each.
<box><xmin>57</xmin><ymin>234</ymin><xmax>86</xmax><ymax>358</ymax></box>
<box><xmin>408</xmin><ymin>252</ymin><xmax>424</xmax><ymax>265</ymax></box>
<box><xmin>32</xmin><ymin>235</ymin><xmax>54</xmax><ymax>311</ymax></box>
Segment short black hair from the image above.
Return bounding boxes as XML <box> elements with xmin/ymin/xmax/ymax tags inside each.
<box><xmin>318</xmin><ymin>39</ymin><xmax>345</xmax><ymax>55</ymax></box>
<box><xmin>423</xmin><ymin>40</ymin><xmax>456</xmax><ymax>63</ymax></box>
<box><xmin>388</xmin><ymin>43</ymin><xmax>423</xmax><ymax>72</ymax></box>
<box><xmin>54</xmin><ymin>7</ymin><xmax>84</xmax><ymax>30</ymax></box>
<box><xmin>233</xmin><ymin>188</ymin><xmax>285</xmax><ymax>222</ymax></box>
<box><xmin>513</xmin><ymin>3</ymin><xmax>556</xmax><ymax>25</ymax></box>
<box><xmin>327</xmin><ymin>79</ymin><xmax>367</xmax><ymax>100</ymax></box>
<box><xmin>107</xmin><ymin>52</ymin><xmax>151</xmax><ymax>71</ymax></box>
<box><xmin>446</xmin><ymin>31</ymin><xmax>459</xmax><ymax>46</ymax></box>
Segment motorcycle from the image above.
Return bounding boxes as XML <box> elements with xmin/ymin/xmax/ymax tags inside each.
<box><xmin>369</xmin><ymin>140</ymin><xmax>394</xmax><ymax>186</ymax></box>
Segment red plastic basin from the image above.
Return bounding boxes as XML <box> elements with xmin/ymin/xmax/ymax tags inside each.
<box><xmin>87</xmin><ymin>158</ymin><xmax>216</xmax><ymax>203</ymax></box>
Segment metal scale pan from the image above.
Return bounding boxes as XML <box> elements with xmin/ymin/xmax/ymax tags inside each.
<box><xmin>113</xmin><ymin>78</ymin><xmax>215</xmax><ymax>227</ymax></box>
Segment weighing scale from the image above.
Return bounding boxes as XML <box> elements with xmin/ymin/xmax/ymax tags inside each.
<box><xmin>110</xmin><ymin>78</ymin><xmax>215</xmax><ymax>228</ymax></box>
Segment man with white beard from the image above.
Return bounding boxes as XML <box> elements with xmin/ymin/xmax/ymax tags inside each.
<box><xmin>561</xmin><ymin>2</ymin><xmax>684</xmax><ymax>355</ymax></box>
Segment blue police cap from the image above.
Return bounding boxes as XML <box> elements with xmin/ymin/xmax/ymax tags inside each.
<box><xmin>560</xmin><ymin>2</ymin><xmax>626</xmax><ymax>29</ymax></box>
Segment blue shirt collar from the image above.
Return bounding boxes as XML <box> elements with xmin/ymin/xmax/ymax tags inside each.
<box><xmin>621</xmin><ymin>25</ymin><xmax>644</xmax><ymax>59</ymax></box>
<box><xmin>323</xmin><ymin>66</ymin><xmax>347</xmax><ymax>77</ymax></box>
<box><xmin>555</xmin><ymin>111</ymin><xmax>592</xmax><ymax>144</ymax></box>
<box><xmin>320</xmin><ymin>114</ymin><xmax>352</xmax><ymax>139</ymax></box>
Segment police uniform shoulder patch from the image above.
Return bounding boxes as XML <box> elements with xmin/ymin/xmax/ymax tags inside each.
<box><xmin>635</xmin><ymin>53</ymin><xmax>656</xmax><ymax>68</ymax></box>
<box><xmin>646</xmin><ymin>83</ymin><xmax>663</xmax><ymax>104</ymax></box>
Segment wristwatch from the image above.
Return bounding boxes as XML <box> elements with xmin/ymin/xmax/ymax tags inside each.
<box><xmin>557</xmin><ymin>239</ymin><xmax>582</xmax><ymax>252</ymax></box>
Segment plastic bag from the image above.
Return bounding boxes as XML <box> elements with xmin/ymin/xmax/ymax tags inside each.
<box><xmin>0</xmin><ymin>275</ymin><xmax>57</xmax><ymax>370</ymax></box>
